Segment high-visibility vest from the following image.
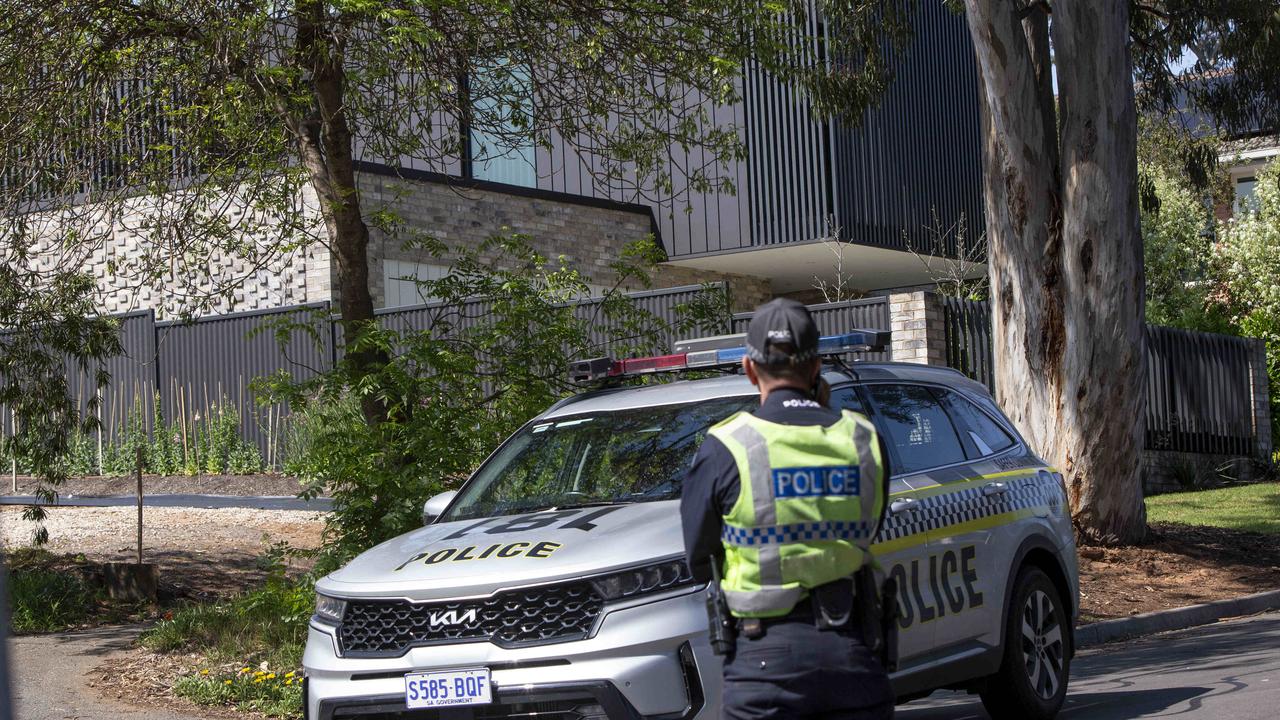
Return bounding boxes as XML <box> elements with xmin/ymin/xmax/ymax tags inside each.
<box><xmin>710</xmin><ymin>410</ymin><xmax>886</xmax><ymax>618</ymax></box>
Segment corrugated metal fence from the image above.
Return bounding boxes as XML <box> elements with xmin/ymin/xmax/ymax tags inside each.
<box><xmin>941</xmin><ymin>298</ymin><xmax>1267</xmax><ymax>457</ymax></box>
<box><xmin>731</xmin><ymin>297</ymin><xmax>892</xmax><ymax>362</ymax></box>
<box><xmin>1</xmin><ymin>284</ymin><xmax>723</xmax><ymax>471</ymax></box>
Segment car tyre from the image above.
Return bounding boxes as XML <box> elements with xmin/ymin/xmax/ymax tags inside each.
<box><xmin>979</xmin><ymin>565</ymin><xmax>1071</xmax><ymax>720</ymax></box>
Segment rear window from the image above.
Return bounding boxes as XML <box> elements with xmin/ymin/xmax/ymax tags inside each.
<box><xmin>940</xmin><ymin>390</ymin><xmax>1016</xmax><ymax>457</ymax></box>
<box><xmin>865</xmin><ymin>384</ymin><xmax>966</xmax><ymax>474</ymax></box>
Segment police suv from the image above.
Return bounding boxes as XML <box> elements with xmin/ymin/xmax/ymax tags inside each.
<box><xmin>303</xmin><ymin>330</ymin><xmax>1079</xmax><ymax>720</ymax></box>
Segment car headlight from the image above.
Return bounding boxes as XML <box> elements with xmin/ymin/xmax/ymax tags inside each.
<box><xmin>313</xmin><ymin>594</ymin><xmax>347</xmax><ymax>625</ymax></box>
<box><xmin>591</xmin><ymin>558</ymin><xmax>697</xmax><ymax>601</ymax></box>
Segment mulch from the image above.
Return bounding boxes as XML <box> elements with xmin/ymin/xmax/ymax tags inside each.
<box><xmin>1078</xmin><ymin>522</ymin><xmax>1280</xmax><ymax>621</ymax></box>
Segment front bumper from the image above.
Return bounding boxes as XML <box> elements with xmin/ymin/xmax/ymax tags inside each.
<box><xmin>303</xmin><ymin>588</ymin><xmax>717</xmax><ymax>719</ymax></box>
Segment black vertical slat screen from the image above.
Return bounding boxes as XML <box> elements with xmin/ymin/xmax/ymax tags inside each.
<box><xmin>940</xmin><ymin>296</ymin><xmax>994</xmax><ymax>390</ymax></box>
<box><xmin>941</xmin><ymin>300</ymin><xmax>1265</xmax><ymax>456</ymax></box>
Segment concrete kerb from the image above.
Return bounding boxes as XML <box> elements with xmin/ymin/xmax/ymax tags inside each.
<box><xmin>1075</xmin><ymin>588</ymin><xmax>1280</xmax><ymax>648</ymax></box>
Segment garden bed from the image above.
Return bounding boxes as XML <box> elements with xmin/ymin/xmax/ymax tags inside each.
<box><xmin>1078</xmin><ymin>521</ymin><xmax>1280</xmax><ymax>622</ymax></box>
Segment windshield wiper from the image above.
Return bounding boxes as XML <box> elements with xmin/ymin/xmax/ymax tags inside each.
<box><xmin>548</xmin><ymin>498</ymin><xmax>641</xmax><ymax>511</ymax></box>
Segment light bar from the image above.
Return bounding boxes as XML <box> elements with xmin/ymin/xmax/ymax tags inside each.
<box><xmin>569</xmin><ymin>356</ymin><xmax>618</xmax><ymax>383</ymax></box>
<box><xmin>568</xmin><ymin>328</ymin><xmax>890</xmax><ymax>384</ymax></box>
<box><xmin>817</xmin><ymin>330</ymin><xmax>891</xmax><ymax>354</ymax></box>
<box><xmin>673</xmin><ymin>333</ymin><xmax>747</xmax><ymax>354</ymax></box>
<box><xmin>618</xmin><ymin>353</ymin><xmax>688</xmax><ymax>375</ymax></box>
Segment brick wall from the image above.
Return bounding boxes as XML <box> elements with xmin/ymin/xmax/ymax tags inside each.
<box><xmin>30</xmin><ymin>186</ymin><xmax>330</xmax><ymax>321</ymax></box>
<box><xmin>357</xmin><ymin>172</ymin><xmax>771</xmax><ymax>312</ymax></box>
<box><xmin>888</xmin><ymin>291</ymin><xmax>947</xmax><ymax>364</ymax></box>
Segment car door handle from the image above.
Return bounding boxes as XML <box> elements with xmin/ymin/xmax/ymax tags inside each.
<box><xmin>890</xmin><ymin>498</ymin><xmax>920</xmax><ymax>515</ymax></box>
<box><xmin>982</xmin><ymin>482</ymin><xmax>1009</xmax><ymax>496</ymax></box>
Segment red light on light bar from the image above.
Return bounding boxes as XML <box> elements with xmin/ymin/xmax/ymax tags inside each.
<box><xmin>618</xmin><ymin>353</ymin><xmax>688</xmax><ymax>374</ymax></box>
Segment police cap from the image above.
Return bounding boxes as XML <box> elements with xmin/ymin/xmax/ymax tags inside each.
<box><xmin>745</xmin><ymin>298</ymin><xmax>819</xmax><ymax>366</ymax></box>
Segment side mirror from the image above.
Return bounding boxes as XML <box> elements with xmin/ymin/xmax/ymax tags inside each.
<box><xmin>422</xmin><ymin>490</ymin><xmax>458</xmax><ymax>525</ymax></box>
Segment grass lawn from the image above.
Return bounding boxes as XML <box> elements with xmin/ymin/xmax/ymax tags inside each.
<box><xmin>1146</xmin><ymin>482</ymin><xmax>1280</xmax><ymax>534</ymax></box>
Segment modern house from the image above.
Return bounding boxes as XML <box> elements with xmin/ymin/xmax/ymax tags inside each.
<box><xmin>26</xmin><ymin>1</ymin><xmax>984</xmax><ymax>319</ymax></box>
<box><xmin>357</xmin><ymin>0</ymin><xmax>985</xmax><ymax>310</ymax></box>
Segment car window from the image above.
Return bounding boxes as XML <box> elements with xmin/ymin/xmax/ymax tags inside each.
<box><xmin>865</xmin><ymin>384</ymin><xmax>966</xmax><ymax>474</ymax></box>
<box><xmin>939</xmin><ymin>390</ymin><xmax>1016</xmax><ymax>457</ymax></box>
<box><xmin>829</xmin><ymin>386</ymin><xmax>868</xmax><ymax>415</ymax></box>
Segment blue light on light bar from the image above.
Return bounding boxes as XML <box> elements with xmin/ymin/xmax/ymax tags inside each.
<box><xmin>817</xmin><ymin>330</ymin><xmax>891</xmax><ymax>354</ymax></box>
<box><xmin>716</xmin><ymin>346</ymin><xmax>747</xmax><ymax>364</ymax></box>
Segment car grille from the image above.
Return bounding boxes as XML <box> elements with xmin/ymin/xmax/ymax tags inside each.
<box><xmin>338</xmin><ymin>581</ymin><xmax>605</xmax><ymax>657</ymax></box>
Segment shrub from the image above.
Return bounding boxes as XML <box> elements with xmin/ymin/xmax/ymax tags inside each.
<box><xmin>1215</xmin><ymin>160</ymin><xmax>1280</xmax><ymax>451</ymax></box>
<box><xmin>140</xmin><ymin>571</ymin><xmax>311</xmax><ymax>670</ymax></box>
<box><xmin>8</xmin><ymin>566</ymin><xmax>94</xmax><ymax>633</ymax></box>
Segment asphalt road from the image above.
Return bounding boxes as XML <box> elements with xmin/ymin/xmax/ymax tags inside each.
<box><xmin>0</xmin><ymin>493</ymin><xmax>331</xmax><ymax>511</ymax></box>
<box><xmin>898</xmin><ymin>611</ymin><xmax>1280</xmax><ymax>719</ymax></box>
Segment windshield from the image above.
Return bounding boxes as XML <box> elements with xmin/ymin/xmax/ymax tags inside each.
<box><xmin>442</xmin><ymin>396</ymin><xmax>756</xmax><ymax>521</ymax></box>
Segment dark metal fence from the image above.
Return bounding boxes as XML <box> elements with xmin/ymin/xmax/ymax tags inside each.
<box><xmin>731</xmin><ymin>297</ymin><xmax>892</xmax><ymax>362</ymax></box>
<box><xmin>941</xmin><ymin>298</ymin><xmax>1267</xmax><ymax>456</ymax></box>
<box><xmin>1</xmin><ymin>284</ymin><xmax>724</xmax><ymax>471</ymax></box>
<box><xmin>940</xmin><ymin>297</ymin><xmax>994</xmax><ymax>389</ymax></box>
<box><xmin>1145</xmin><ymin>325</ymin><xmax>1260</xmax><ymax>457</ymax></box>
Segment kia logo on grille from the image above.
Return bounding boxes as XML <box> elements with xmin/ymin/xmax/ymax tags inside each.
<box><xmin>429</xmin><ymin>608</ymin><xmax>479</xmax><ymax>628</ymax></box>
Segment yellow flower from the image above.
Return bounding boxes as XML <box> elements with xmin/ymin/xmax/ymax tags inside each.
<box><xmin>200</xmin><ymin>669</ymin><xmax>209</xmax><ymax>675</ymax></box>
<box><xmin>266</xmin><ymin>673</ymin><xmax>276</xmax><ymax>680</ymax></box>
<box><xmin>285</xmin><ymin>671</ymin><xmax>296</xmax><ymax>679</ymax></box>
<box><xmin>240</xmin><ymin>667</ymin><xmax>250</xmax><ymax>674</ymax></box>
<box><xmin>253</xmin><ymin>678</ymin><xmax>263</xmax><ymax>684</ymax></box>
<box><xmin>284</xmin><ymin>679</ymin><xmax>293</xmax><ymax>686</ymax></box>
<box><xmin>224</xmin><ymin>680</ymin><xmax>233</xmax><ymax>686</ymax></box>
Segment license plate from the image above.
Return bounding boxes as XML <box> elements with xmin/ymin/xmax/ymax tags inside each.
<box><xmin>404</xmin><ymin>668</ymin><xmax>492</xmax><ymax>709</ymax></box>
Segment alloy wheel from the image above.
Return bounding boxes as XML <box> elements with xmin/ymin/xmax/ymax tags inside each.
<box><xmin>1020</xmin><ymin>588</ymin><xmax>1065</xmax><ymax>700</ymax></box>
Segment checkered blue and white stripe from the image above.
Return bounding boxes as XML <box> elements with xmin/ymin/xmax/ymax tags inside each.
<box><xmin>875</xmin><ymin>474</ymin><xmax>1049</xmax><ymax>543</ymax></box>
<box><xmin>721</xmin><ymin>520</ymin><xmax>875</xmax><ymax>547</ymax></box>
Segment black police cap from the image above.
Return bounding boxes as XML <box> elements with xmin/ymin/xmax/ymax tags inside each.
<box><xmin>746</xmin><ymin>298</ymin><xmax>819</xmax><ymax>366</ymax></box>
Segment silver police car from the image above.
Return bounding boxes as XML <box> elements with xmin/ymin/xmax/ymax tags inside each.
<box><xmin>303</xmin><ymin>331</ymin><xmax>1079</xmax><ymax>720</ymax></box>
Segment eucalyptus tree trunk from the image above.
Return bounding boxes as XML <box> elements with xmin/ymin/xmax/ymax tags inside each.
<box><xmin>963</xmin><ymin>1</ymin><xmax>1146</xmax><ymax>544</ymax></box>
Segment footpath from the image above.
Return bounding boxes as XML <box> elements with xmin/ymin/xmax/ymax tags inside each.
<box><xmin>12</xmin><ymin>626</ymin><xmax>212</xmax><ymax>720</ymax></box>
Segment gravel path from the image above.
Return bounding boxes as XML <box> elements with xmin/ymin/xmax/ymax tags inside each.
<box><xmin>1</xmin><ymin>505</ymin><xmax>325</xmax><ymax>596</ymax></box>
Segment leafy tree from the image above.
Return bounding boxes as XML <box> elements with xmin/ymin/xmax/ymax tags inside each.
<box><xmin>0</xmin><ymin>0</ymin><xmax>909</xmax><ymax>543</ymax></box>
<box><xmin>1138</xmin><ymin>167</ymin><xmax>1235</xmax><ymax>333</ymax></box>
<box><xmin>1215</xmin><ymin>160</ymin><xmax>1280</xmax><ymax>449</ymax></box>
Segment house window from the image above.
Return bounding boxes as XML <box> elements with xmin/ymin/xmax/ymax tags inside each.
<box><xmin>469</xmin><ymin>63</ymin><xmax>536</xmax><ymax>188</ymax></box>
<box><xmin>1235</xmin><ymin>177</ymin><xmax>1259</xmax><ymax>215</ymax></box>
<box><xmin>383</xmin><ymin>260</ymin><xmax>451</xmax><ymax>308</ymax></box>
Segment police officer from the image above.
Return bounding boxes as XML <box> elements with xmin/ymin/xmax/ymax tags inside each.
<box><xmin>681</xmin><ymin>298</ymin><xmax>894</xmax><ymax>720</ymax></box>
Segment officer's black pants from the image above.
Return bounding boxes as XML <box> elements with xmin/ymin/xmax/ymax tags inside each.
<box><xmin>721</xmin><ymin>617</ymin><xmax>894</xmax><ymax>720</ymax></box>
